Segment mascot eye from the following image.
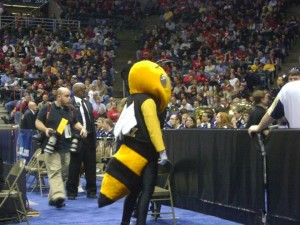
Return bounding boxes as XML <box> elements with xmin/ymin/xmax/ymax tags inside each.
<box><xmin>160</xmin><ymin>75</ymin><xmax>167</xmax><ymax>88</ymax></box>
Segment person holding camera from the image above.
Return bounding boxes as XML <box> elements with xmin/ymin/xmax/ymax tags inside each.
<box><xmin>35</xmin><ymin>87</ymin><xmax>87</xmax><ymax>208</ymax></box>
<box><xmin>66</xmin><ymin>83</ymin><xmax>97</xmax><ymax>200</ymax></box>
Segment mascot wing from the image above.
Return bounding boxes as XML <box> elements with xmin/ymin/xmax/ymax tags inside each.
<box><xmin>113</xmin><ymin>102</ymin><xmax>137</xmax><ymax>139</ymax></box>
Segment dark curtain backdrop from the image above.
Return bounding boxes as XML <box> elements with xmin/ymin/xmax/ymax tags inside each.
<box><xmin>163</xmin><ymin>129</ymin><xmax>265</xmax><ymax>225</ymax></box>
<box><xmin>265</xmin><ymin>130</ymin><xmax>300</xmax><ymax>225</ymax></box>
<box><xmin>1</xmin><ymin>129</ymin><xmax>299</xmax><ymax>224</ymax></box>
<box><xmin>0</xmin><ymin>130</ymin><xmax>15</xmax><ymax>164</ymax></box>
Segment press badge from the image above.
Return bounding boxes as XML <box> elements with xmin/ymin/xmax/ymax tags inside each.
<box><xmin>64</xmin><ymin>124</ymin><xmax>72</xmax><ymax>138</ymax></box>
<box><xmin>57</xmin><ymin>118</ymin><xmax>68</xmax><ymax>135</ymax></box>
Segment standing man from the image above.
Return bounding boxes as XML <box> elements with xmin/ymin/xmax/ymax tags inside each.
<box><xmin>35</xmin><ymin>87</ymin><xmax>87</xmax><ymax>208</ymax></box>
<box><xmin>38</xmin><ymin>94</ymin><xmax>49</xmax><ymax>110</ymax></box>
<box><xmin>248</xmin><ymin>80</ymin><xmax>300</xmax><ymax>134</ymax></box>
<box><xmin>66</xmin><ymin>83</ymin><xmax>97</xmax><ymax>200</ymax></box>
<box><xmin>246</xmin><ymin>90</ymin><xmax>270</xmax><ymax>128</ymax></box>
<box><xmin>121</xmin><ymin>60</ymin><xmax>133</xmax><ymax>97</ymax></box>
<box><xmin>21</xmin><ymin>101</ymin><xmax>38</xmax><ymax>130</ymax></box>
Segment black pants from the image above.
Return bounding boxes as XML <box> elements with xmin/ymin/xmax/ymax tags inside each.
<box><xmin>121</xmin><ymin>160</ymin><xmax>158</xmax><ymax>225</ymax></box>
<box><xmin>66</xmin><ymin>134</ymin><xmax>96</xmax><ymax>196</ymax></box>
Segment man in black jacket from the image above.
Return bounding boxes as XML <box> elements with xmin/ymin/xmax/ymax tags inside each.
<box><xmin>246</xmin><ymin>90</ymin><xmax>270</xmax><ymax>128</ymax></box>
<box><xmin>120</xmin><ymin>60</ymin><xmax>133</xmax><ymax>97</ymax></box>
<box><xmin>21</xmin><ymin>101</ymin><xmax>38</xmax><ymax>129</ymax></box>
<box><xmin>66</xmin><ymin>83</ymin><xmax>97</xmax><ymax>200</ymax></box>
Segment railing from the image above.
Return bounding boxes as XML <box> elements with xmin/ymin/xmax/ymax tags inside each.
<box><xmin>0</xmin><ymin>15</ymin><xmax>80</xmax><ymax>33</ymax></box>
<box><xmin>67</xmin><ymin>12</ymin><xmax>127</xmax><ymax>29</ymax></box>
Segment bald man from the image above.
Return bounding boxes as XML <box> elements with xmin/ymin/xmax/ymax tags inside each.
<box><xmin>67</xmin><ymin>83</ymin><xmax>97</xmax><ymax>200</ymax></box>
<box><xmin>21</xmin><ymin>101</ymin><xmax>38</xmax><ymax>129</ymax></box>
<box><xmin>35</xmin><ymin>87</ymin><xmax>87</xmax><ymax>208</ymax></box>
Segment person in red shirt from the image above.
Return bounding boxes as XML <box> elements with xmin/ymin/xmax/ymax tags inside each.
<box><xmin>192</xmin><ymin>55</ymin><xmax>205</xmax><ymax>71</ymax></box>
<box><xmin>106</xmin><ymin>101</ymin><xmax>120</xmax><ymax>123</ymax></box>
<box><xmin>140</xmin><ymin>44</ymin><xmax>152</xmax><ymax>60</ymax></box>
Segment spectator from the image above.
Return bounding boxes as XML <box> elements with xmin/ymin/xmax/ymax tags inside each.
<box><xmin>198</xmin><ymin>111</ymin><xmax>213</xmax><ymax>129</ymax></box>
<box><xmin>165</xmin><ymin>113</ymin><xmax>184</xmax><ymax>129</ymax></box>
<box><xmin>287</xmin><ymin>68</ymin><xmax>300</xmax><ymax>82</ymax></box>
<box><xmin>0</xmin><ymin>72</ymin><xmax>19</xmax><ymax>102</ymax></box>
<box><xmin>21</xmin><ymin>101</ymin><xmax>38</xmax><ymax>129</ymax></box>
<box><xmin>249</xmin><ymin>80</ymin><xmax>300</xmax><ymax>136</ymax></box>
<box><xmin>214</xmin><ymin>112</ymin><xmax>232</xmax><ymax>129</ymax></box>
<box><xmin>179</xmin><ymin>98</ymin><xmax>193</xmax><ymax>112</ymax></box>
<box><xmin>271</xmin><ymin>76</ymin><xmax>285</xmax><ymax>99</ymax></box>
<box><xmin>2</xmin><ymin>92</ymin><xmax>30</xmax><ymax>124</ymax></box>
<box><xmin>204</xmin><ymin>59</ymin><xmax>216</xmax><ymax>77</ymax></box>
<box><xmin>107</xmin><ymin>101</ymin><xmax>120</xmax><ymax>123</ymax></box>
<box><xmin>92</xmin><ymin>97</ymin><xmax>106</xmax><ymax>117</ymax></box>
<box><xmin>38</xmin><ymin>94</ymin><xmax>49</xmax><ymax>110</ymax></box>
<box><xmin>95</xmin><ymin>117</ymin><xmax>105</xmax><ymax>138</ymax></box>
<box><xmin>246</xmin><ymin>90</ymin><xmax>270</xmax><ymax>128</ymax></box>
<box><xmin>101</xmin><ymin>118</ymin><xmax>114</xmax><ymax>138</ymax></box>
<box><xmin>185</xmin><ymin>115</ymin><xmax>196</xmax><ymax>129</ymax></box>
<box><xmin>231</xmin><ymin>108</ymin><xmax>246</xmax><ymax>129</ymax></box>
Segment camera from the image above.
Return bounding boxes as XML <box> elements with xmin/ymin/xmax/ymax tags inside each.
<box><xmin>32</xmin><ymin>132</ymin><xmax>45</xmax><ymax>145</ymax></box>
<box><xmin>70</xmin><ymin>133</ymin><xmax>82</xmax><ymax>153</ymax></box>
<box><xmin>44</xmin><ymin>131</ymin><xmax>57</xmax><ymax>154</ymax></box>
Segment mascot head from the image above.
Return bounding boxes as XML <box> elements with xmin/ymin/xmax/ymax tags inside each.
<box><xmin>128</xmin><ymin>60</ymin><xmax>172</xmax><ymax>113</ymax></box>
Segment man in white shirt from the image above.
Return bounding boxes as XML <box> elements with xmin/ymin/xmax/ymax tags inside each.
<box><xmin>179</xmin><ymin>98</ymin><xmax>193</xmax><ymax>112</ymax></box>
<box><xmin>165</xmin><ymin>20</ymin><xmax>176</xmax><ymax>32</ymax></box>
<box><xmin>248</xmin><ymin>80</ymin><xmax>300</xmax><ymax>135</ymax></box>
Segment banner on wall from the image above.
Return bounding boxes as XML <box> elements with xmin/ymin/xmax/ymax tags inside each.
<box><xmin>16</xmin><ymin>129</ymin><xmax>37</xmax><ymax>163</ymax></box>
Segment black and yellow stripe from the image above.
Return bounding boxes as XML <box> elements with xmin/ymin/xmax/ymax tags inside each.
<box><xmin>98</xmin><ymin>93</ymin><xmax>161</xmax><ymax>208</ymax></box>
<box><xmin>98</xmin><ymin>143</ymin><xmax>149</xmax><ymax>207</ymax></box>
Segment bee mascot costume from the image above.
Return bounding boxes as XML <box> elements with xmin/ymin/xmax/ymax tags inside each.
<box><xmin>98</xmin><ymin>60</ymin><xmax>171</xmax><ymax>225</ymax></box>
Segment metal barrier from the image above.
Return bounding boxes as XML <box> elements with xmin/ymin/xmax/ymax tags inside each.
<box><xmin>95</xmin><ymin>137</ymin><xmax>116</xmax><ymax>178</ymax></box>
<box><xmin>96</xmin><ymin>137</ymin><xmax>116</xmax><ymax>163</ymax></box>
<box><xmin>0</xmin><ymin>15</ymin><xmax>80</xmax><ymax>33</ymax></box>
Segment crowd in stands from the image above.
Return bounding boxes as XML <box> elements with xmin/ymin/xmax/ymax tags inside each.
<box><xmin>0</xmin><ymin>5</ymin><xmax>120</xmax><ymax>125</ymax></box>
<box><xmin>134</xmin><ymin>0</ymin><xmax>299</xmax><ymax>130</ymax></box>
<box><xmin>0</xmin><ymin>0</ymin><xmax>300</xmax><ymax>135</ymax></box>
<box><xmin>59</xmin><ymin>0</ymin><xmax>144</xmax><ymax>29</ymax></box>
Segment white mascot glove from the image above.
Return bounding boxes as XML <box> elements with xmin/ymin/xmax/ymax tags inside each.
<box><xmin>158</xmin><ymin>150</ymin><xmax>168</xmax><ymax>165</ymax></box>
